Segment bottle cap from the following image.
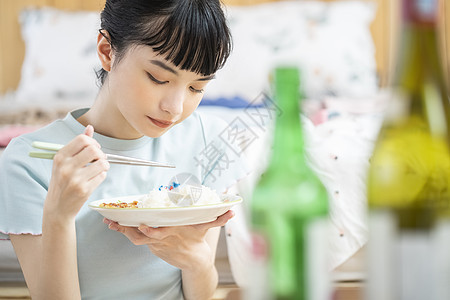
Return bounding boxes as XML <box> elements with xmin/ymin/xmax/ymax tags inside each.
<box><xmin>403</xmin><ymin>0</ymin><xmax>438</xmax><ymax>25</ymax></box>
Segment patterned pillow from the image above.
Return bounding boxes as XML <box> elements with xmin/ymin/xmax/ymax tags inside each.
<box><xmin>204</xmin><ymin>1</ymin><xmax>379</xmax><ymax>104</ymax></box>
<box><xmin>15</xmin><ymin>7</ymin><xmax>100</xmax><ymax>103</ymax></box>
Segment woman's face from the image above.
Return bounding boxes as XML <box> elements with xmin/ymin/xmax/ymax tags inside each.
<box><xmin>106</xmin><ymin>45</ymin><xmax>213</xmax><ymax>139</ymax></box>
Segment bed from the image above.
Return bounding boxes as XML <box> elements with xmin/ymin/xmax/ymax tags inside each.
<box><xmin>0</xmin><ymin>0</ymin><xmax>449</xmax><ymax>289</ymax></box>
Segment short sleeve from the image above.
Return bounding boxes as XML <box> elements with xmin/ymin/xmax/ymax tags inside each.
<box><xmin>196</xmin><ymin>113</ymin><xmax>250</xmax><ymax>194</ymax></box>
<box><xmin>0</xmin><ymin>137</ymin><xmax>51</xmax><ymax>239</ymax></box>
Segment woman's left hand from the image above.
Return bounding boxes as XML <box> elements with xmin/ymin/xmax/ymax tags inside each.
<box><xmin>103</xmin><ymin>210</ymin><xmax>234</xmax><ymax>270</ymax></box>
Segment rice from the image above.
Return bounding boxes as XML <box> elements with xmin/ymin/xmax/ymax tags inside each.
<box><xmin>138</xmin><ymin>185</ymin><xmax>222</xmax><ymax>208</ymax></box>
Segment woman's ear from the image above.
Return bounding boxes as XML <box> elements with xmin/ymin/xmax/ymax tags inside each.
<box><xmin>97</xmin><ymin>30</ymin><xmax>113</xmax><ymax>72</ymax></box>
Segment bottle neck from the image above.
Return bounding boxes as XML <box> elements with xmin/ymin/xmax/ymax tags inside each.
<box><xmin>402</xmin><ymin>0</ymin><xmax>438</xmax><ymax>25</ymax></box>
<box><xmin>391</xmin><ymin>0</ymin><xmax>450</xmax><ymax>140</ymax></box>
<box><xmin>394</xmin><ymin>0</ymin><xmax>441</xmax><ymax>94</ymax></box>
<box><xmin>397</xmin><ymin>0</ymin><xmax>439</xmax><ymax>69</ymax></box>
<box><xmin>272</xmin><ymin>96</ymin><xmax>304</xmax><ymax>153</ymax></box>
<box><xmin>267</xmin><ymin>68</ymin><xmax>306</xmax><ymax>170</ymax></box>
<box><xmin>393</xmin><ymin>21</ymin><xmax>441</xmax><ymax>89</ymax></box>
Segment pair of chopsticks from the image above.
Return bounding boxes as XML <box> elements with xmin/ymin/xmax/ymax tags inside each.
<box><xmin>29</xmin><ymin>141</ymin><xmax>175</xmax><ymax>168</ymax></box>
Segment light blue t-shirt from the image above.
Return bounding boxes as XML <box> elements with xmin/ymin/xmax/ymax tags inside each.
<box><xmin>0</xmin><ymin>108</ymin><xmax>247</xmax><ymax>299</ymax></box>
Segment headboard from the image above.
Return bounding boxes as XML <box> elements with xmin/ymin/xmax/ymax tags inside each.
<box><xmin>0</xmin><ymin>0</ymin><xmax>449</xmax><ymax>95</ymax></box>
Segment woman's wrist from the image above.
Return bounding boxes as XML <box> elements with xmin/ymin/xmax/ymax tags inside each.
<box><xmin>42</xmin><ymin>206</ymin><xmax>76</xmax><ymax>230</ymax></box>
<box><xmin>183</xmin><ymin>240</ymin><xmax>215</xmax><ymax>271</ymax></box>
<box><xmin>43</xmin><ymin>190</ymin><xmax>80</xmax><ymax>225</ymax></box>
<box><xmin>182</xmin><ymin>260</ymin><xmax>217</xmax><ymax>279</ymax></box>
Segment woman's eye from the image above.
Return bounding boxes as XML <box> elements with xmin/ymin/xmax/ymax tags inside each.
<box><xmin>189</xmin><ymin>86</ymin><xmax>204</xmax><ymax>94</ymax></box>
<box><xmin>147</xmin><ymin>72</ymin><xmax>168</xmax><ymax>85</ymax></box>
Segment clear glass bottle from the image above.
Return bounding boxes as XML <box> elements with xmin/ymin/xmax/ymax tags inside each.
<box><xmin>366</xmin><ymin>0</ymin><xmax>450</xmax><ymax>299</ymax></box>
<box><xmin>248</xmin><ymin>67</ymin><xmax>330</xmax><ymax>300</ymax></box>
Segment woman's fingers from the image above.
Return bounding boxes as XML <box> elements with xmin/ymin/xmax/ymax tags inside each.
<box><xmin>45</xmin><ymin>125</ymin><xmax>109</xmax><ymax>218</ymax></box>
<box><xmin>104</xmin><ymin>219</ymin><xmax>151</xmax><ymax>245</ymax></box>
<box><xmin>136</xmin><ymin>210</ymin><xmax>235</xmax><ymax>240</ymax></box>
<box><xmin>195</xmin><ymin>210</ymin><xmax>235</xmax><ymax>232</ymax></box>
<box><xmin>72</xmin><ymin>144</ymin><xmax>106</xmax><ymax>167</ymax></box>
<box><xmin>82</xmin><ymin>159</ymin><xmax>110</xmax><ymax>180</ymax></box>
<box><xmin>68</xmin><ymin>159</ymin><xmax>109</xmax><ymax>198</ymax></box>
<box><xmin>137</xmin><ymin>226</ymin><xmax>167</xmax><ymax>240</ymax></box>
<box><xmin>82</xmin><ymin>171</ymin><xmax>107</xmax><ymax>197</ymax></box>
<box><xmin>53</xmin><ymin>125</ymin><xmax>105</xmax><ymax>167</ymax></box>
<box><xmin>60</xmin><ymin>124</ymin><xmax>99</xmax><ymax>159</ymax></box>
<box><xmin>104</xmin><ymin>211</ymin><xmax>235</xmax><ymax>248</ymax></box>
<box><xmin>56</xmin><ymin>134</ymin><xmax>101</xmax><ymax>161</ymax></box>
<box><xmin>84</xmin><ymin>124</ymin><xmax>94</xmax><ymax>137</ymax></box>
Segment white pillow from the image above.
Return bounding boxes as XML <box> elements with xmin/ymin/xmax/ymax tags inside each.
<box><xmin>14</xmin><ymin>2</ymin><xmax>378</xmax><ymax>105</ymax></box>
<box><xmin>205</xmin><ymin>0</ymin><xmax>379</xmax><ymax>103</ymax></box>
<box><xmin>16</xmin><ymin>7</ymin><xmax>101</xmax><ymax>103</ymax></box>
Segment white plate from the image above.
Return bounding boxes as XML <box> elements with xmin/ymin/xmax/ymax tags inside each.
<box><xmin>88</xmin><ymin>194</ymin><xmax>243</xmax><ymax>227</ymax></box>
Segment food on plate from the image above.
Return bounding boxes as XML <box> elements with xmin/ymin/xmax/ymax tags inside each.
<box><xmin>99</xmin><ymin>183</ymin><xmax>223</xmax><ymax>208</ymax></box>
<box><xmin>99</xmin><ymin>200</ymin><xmax>139</xmax><ymax>208</ymax></box>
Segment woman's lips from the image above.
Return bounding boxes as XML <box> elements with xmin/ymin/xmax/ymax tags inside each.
<box><xmin>148</xmin><ymin>116</ymin><xmax>174</xmax><ymax>129</ymax></box>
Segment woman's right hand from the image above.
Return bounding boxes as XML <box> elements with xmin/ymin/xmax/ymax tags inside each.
<box><xmin>45</xmin><ymin>125</ymin><xmax>110</xmax><ymax>220</ymax></box>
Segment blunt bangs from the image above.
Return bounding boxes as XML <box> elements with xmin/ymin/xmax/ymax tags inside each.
<box><xmin>140</xmin><ymin>1</ymin><xmax>231</xmax><ymax>76</ymax></box>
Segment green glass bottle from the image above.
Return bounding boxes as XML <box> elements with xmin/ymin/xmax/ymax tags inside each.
<box><xmin>248</xmin><ymin>67</ymin><xmax>330</xmax><ymax>300</ymax></box>
<box><xmin>366</xmin><ymin>0</ymin><xmax>450</xmax><ymax>299</ymax></box>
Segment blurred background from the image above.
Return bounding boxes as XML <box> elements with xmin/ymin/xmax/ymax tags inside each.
<box><xmin>0</xmin><ymin>0</ymin><xmax>449</xmax><ymax>299</ymax></box>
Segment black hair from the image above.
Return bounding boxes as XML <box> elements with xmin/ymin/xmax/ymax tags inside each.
<box><xmin>96</xmin><ymin>0</ymin><xmax>232</xmax><ymax>86</ymax></box>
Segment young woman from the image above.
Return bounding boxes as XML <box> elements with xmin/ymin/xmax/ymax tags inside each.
<box><xmin>0</xmin><ymin>1</ymin><xmax>247</xmax><ymax>299</ymax></box>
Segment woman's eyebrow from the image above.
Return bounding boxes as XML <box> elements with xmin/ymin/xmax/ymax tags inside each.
<box><xmin>150</xmin><ymin>60</ymin><xmax>178</xmax><ymax>75</ymax></box>
<box><xmin>149</xmin><ymin>59</ymin><xmax>215</xmax><ymax>81</ymax></box>
<box><xmin>196</xmin><ymin>75</ymin><xmax>215</xmax><ymax>81</ymax></box>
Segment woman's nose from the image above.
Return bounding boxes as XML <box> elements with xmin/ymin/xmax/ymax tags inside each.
<box><xmin>159</xmin><ymin>90</ymin><xmax>184</xmax><ymax>117</ymax></box>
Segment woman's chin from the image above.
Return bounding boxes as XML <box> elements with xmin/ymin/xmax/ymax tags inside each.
<box><xmin>142</xmin><ymin>126</ymin><xmax>170</xmax><ymax>138</ymax></box>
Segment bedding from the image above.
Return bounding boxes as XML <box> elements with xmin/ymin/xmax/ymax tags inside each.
<box><xmin>196</xmin><ymin>98</ymin><xmax>385</xmax><ymax>274</ymax></box>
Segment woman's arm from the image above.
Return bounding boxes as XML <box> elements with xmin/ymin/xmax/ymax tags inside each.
<box><xmin>9</xmin><ymin>234</ymin><xmax>42</xmax><ymax>297</ymax></box>
<box><xmin>10</xmin><ymin>218</ymin><xmax>81</xmax><ymax>300</ymax></box>
<box><xmin>39</xmin><ymin>213</ymin><xmax>80</xmax><ymax>299</ymax></box>
<box><xmin>180</xmin><ymin>226</ymin><xmax>221</xmax><ymax>300</ymax></box>
<box><xmin>11</xmin><ymin>126</ymin><xmax>109</xmax><ymax>300</ymax></box>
